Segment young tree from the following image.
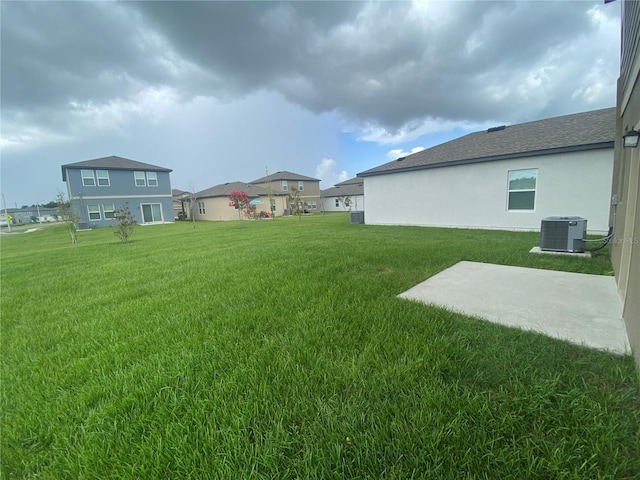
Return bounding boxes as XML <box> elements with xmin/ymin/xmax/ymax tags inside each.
<box><xmin>188</xmin><ymin>181</ymin><xmax>198</xmax><ymax>229</ymax></box>
<box><xmin>288</xmin><ymin>186</ymin><xmax>304</xmax><ymax>219</ymax></box>
<box><xmin>228</xmin><ymin>190</ymin><xmax>250</xmax><ymax>226</ymax></box>
<box><xmin>338</xmin><ymin>195</ymin><xmax>352</xmax><ymax>211</ymax></box>
<box><xmin>112</xmin><ymin>203</ymin><xmax>136</xmax><ymax>244</ymax></box>
<box><xmin>56</xmin><ymin>192</ymin><xmax>78</xmax><ymax>244</ymax></box>
<box><xmin>265</xmin><ymin>166</ymin><xmax>276</xmax><ymax>218</ymax></box>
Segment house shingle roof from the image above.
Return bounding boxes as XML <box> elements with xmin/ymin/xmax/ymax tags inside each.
<box><xmin>321</xmin><ymin>177</ymin><xmax>364</xmax><ymax>197</ymax></box>
<box><xmin>196</xmin><ymin>181</ymin><xmax>267</xmax><ymax>199</ymax></box>
<box><xmin>358</xmin><ymin>107</ymin><xmax>615</xmax><ymax>177</ymax></box>
<box><xmin>61</xmin><ymin>156</ymin><xmax>172</xmax><ymax>180</ymax></box>
<box><xmin>250</xmin><ymin>170</ymin><xmax>320</xmax><ymax>183</ymax></box>
<box><xmin>335</xmin><ymin>177</ymin><xmax>364</xmax><ymax>187</ymax></box>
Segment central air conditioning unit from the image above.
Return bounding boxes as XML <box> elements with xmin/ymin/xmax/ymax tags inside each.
<box><xmin>540</xmin><ymin>216</ymin><xmax>587</xmax><ymax>253</ymax></box>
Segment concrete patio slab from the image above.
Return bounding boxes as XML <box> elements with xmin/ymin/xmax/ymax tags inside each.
<box><xmin>399</xmin><ymin>261</ymin><xmax>630</xmax><ymax>354</ymax></box>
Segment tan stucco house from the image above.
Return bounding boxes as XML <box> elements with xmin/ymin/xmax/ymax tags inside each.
<box><xmin>250</xmin><ymin>171</ymin><xmax>321</xmax><ymax>215</ymax></box>
<box><xmin>612</xmin><ymin>0</ymin><xmax>639</xmax><ymax>369</ymax></box>
<box><xmin>193</xmin><ymin>181</ymin><xmax>270</xmax><ymax>221</ymax></box>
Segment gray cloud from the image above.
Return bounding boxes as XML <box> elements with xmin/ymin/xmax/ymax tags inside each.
<box><xmin>1</xmin><ymin>0</ymin><xmax>619</xmax><ymax>148</ymax></box>
<box><xmin>128</xmin><ymin>1</ymin><xmax>617</xmax><ymax>129</ymax></box>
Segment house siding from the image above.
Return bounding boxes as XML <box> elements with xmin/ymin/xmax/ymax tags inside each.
<box><xmin>251</xmin><ymin>178</ymin><xmax>321</xmax><ymax>214</ymax></box>
<box><xmin>193</xmin><ymin>195</ymin><xmax>279</xmax><ymax>221</ymax></box>
<box><xmin>321</xmin><ymin>195</ymin><xmax>365</xmax><ymax>212</ymax></box>
<box><xmin>65</xmin><ymin>168</ymin><xmax>171</xmax><ymax>196</ymax></box>
<box><xmin>71</xmin><ymin>196</ymin><xmax>173</xmax><ymax>227</ymax></box>
<box><xmin>612</xmin><ymin>0</ymin><xmax>640</xmax><ymax>370</ymax></box>
<box><xmin>65</xmin><ymin>167</ymin><xmax>173</xmax><ymax>227</ymax></box>
<box><xmin>363</xmin><ymin>149</ymin><xmax>613</xmax><ymax>234</ymax></box>
<box><xmin>193</xmin><ymin>197</ymin><xmax>246</xmax><ymax>221</ymax></box>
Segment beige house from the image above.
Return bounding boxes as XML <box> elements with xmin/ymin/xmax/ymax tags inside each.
<box><xmin>193</xmin><ymin>182</ymin><xmax>270</xmax><ymax>221</ymax></box>
<box><xmin>250</xmin><ymin>171</ymin><xmax>321</xmax><ymax>215</ymax></box>
<box><xmin>612</xmin><ymin>0</ymin><xmax>639</xmax><ymax>369</ymax></box>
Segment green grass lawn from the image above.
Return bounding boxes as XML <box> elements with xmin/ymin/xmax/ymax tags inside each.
<box><xmin>2</xmin><ymin>214</ymin><xmax>638</xmax><ymax>479</ymax></box>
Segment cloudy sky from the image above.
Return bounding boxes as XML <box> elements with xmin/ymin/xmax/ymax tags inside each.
<box><xmin>0</xmin><ymin>0</ymin><xmax>621</xmax><ymax>208</ymax></box>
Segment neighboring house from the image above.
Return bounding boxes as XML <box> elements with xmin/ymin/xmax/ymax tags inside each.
<box><xmin>612</xmin><ymin>0</ymin><xmax>639</xmax><ymax>369</ymax></box>
<box><xmin>193</xmin><ymin>181</ymin><xmax>269</xmax><ymax>221</ymax></box>
<box><xmin>320</xmin><ymin>177</ymin><xmax>365</xmax><ymax>212</ymax></box>
<box><xmin>358</xmin><ymin>108</ymin><xmax>615</xmax><ymax>234</ymax></box>
<box><xmin>249</xmin><ymin>171</ymin><xmax>321</xmax><ymax>215</ymax></box>
<box><xmin>2</xmin><ymin>207</ymin><xmax>61</xmax><ymax>224</ymax></box>
<box><xmin>61</xmin><ymin>156</ymin><xmax>173</xmax><ymax>227</ymax></box>
<box><xmin>172</xmin><ymin>189</ymin><xmax>191</xmax><ymax>220</ymax></box>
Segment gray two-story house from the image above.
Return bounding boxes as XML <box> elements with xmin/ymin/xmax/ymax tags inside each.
<box><xmin>61</xmin><ymin>156</ymin><xmax>173</xmax><ymax>228</ymax></box>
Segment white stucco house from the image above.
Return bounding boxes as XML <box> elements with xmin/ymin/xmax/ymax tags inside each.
<box><xmin>320</xmin><ymin>177</ymin><xmax>365</xmax><ymax>212</ymax></box>
<box><xmin>358</xmin><ymin>108</ymin><xmax>615</xmax><ymax>234</ymax></box>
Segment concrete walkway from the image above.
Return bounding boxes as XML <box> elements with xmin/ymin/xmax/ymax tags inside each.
<box><xmin>399</xmin><ymin>261</ymin><xmax>630</xmax><ymax>354</ymax></box>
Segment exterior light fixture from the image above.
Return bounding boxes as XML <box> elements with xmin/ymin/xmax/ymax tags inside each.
<box><xmin>623</xmin><ymin>129</ymin><xmax>640</xmax><ymax>148</ymax></box>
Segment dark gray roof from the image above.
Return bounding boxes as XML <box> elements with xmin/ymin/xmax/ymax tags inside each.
<box><xmin>196</xmin><ymin>181</ymin><xmax>267</xmax><ymax>199</ymax></box>
<box><xmin>250</xmin><ymin>170</ymin><xmax>320</xmax><ymax>183</ymax></box>
<box><xmin>172</xmin><ymin>189</ymin><xmax>191</xmax><ymax>198</ymax></box>
<box><xmin>358</xmin><ymin>107</ymin><xmax>615</xmax><ymax>177</ymax></box>
<box><xmin>335</xmin><ymin>177</ymin><xmax>364</xmax><ymax>187</ymax></box>
<box><xmin>321</xmin><ymin>177</ymin><xmax>364</xmax><ymax>197</ymax></box>
<box><xmin>61</xmin><ymin>155</ymin><xmax>172</xmax><ymax>180</ymax></box>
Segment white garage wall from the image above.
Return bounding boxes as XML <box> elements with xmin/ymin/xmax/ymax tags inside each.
<box><xmin>363</xmin><ymin>149</ymin><xmax>613</xmax><ymax>234</ymax></box>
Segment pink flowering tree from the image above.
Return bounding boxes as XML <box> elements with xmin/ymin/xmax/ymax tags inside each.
<box><xmin>228</xmin><ymin>190</ymin><xmax>251</xmax><ymax>225</ymax></box>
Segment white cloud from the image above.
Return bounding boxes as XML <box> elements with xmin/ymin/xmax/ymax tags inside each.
<box><xmin>315</xmin><ymin>158</ymin><xmax>349</xmax><ymax>188</ymax></box>
<box><xmin>386</xmin><ymin>146</ymin><xmax>425</xmax><ymax>160</ymax></box>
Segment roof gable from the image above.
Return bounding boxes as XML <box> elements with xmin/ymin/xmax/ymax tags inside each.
<box><xmin>196</xmin><ymin>181</ymin><xmax>267</xmax><ymax>199</ymax></box>
<box><xmin>61</xmin><ymin>156</ymin><xmax>172</xmax><ymax>181</ymax></box>
<box><xmin>172</xmin><ymin>189</ymin><xmax>191</xmax><ymax>197</ymax></box>
<box><xmin>359</xmin><ymin>107</ymin><xmax>615</xmax><ymax>177</ymax></box>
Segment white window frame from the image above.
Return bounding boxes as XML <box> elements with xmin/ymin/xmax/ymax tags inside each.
<box><xmin>141</xmin><ymin>203</ymin><xmax>163</xmax><ymax>223</ymax></box>
<box><xmin>281</xmin><ymin>180</ymin><xmax>288</xmax><ymax>191</ymax></box>
<box><xmin>507</xmin><ymin>168</ymin><xmax>538</xmax><ymax>212</ymax></box>
<box><xmin>298</xmin><ymin>181</ymin><xmax>304</xmax><ymax>191</ymax></box>
<box><xmin>87</xmin><ymin>204</ymin><xmax>101</xmax><ymax>221</ymax></box>
<box><xmin>102</xmin><ymin>203</ymin><xmax>115</xmax><ymax>220</ymax></box>
<box><xmin>198</xmin><ymin>201</ymin><xmax>206</xmax><ymax>214</ymax></box>
<box><xmin>147</xmin><ymin>172</ymin><xmax>158</xmax><ymax>187</ymax></box>
<box><xmin>81</xmin><ymin>169</ymin><xmax>96</xmax><ymax>187</ymax></box>
<box><xmin>134</xmin><ymin>171</ymin><xmax>146</xmax><ymax>187</ymax></box>
<box><xmin>335</xmin><ymin>199</ymin><xmax>340</xmax><ymax>207</ymax></box>
<box><xmin>96</xmin><ymin>170</ymin><xmax>110</xmax><ymax>186</ymax></box>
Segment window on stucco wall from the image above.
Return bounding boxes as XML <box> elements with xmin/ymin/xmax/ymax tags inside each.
<box><xmin>507</xmin><ymin>169</ymin><xmax>537</xmax><ymax>211</ymax></box>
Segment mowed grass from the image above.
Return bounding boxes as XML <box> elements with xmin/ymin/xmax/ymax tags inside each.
<box><xmin>1</xmin><ymin>214</ymin><xmax>638</xmax><ymax>479</ymax></box>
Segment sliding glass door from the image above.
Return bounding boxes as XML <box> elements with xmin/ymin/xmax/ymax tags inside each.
<box><xmin>141</xmin><ymin>203</ymin><xmax>163</xmax><ymax>223</ymax></box>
